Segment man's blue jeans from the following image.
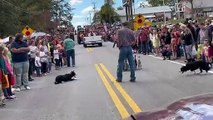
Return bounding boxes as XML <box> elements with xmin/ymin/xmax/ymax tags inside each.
<box><xmin>13</xmin><ymin>61</ymin><xmax>29</xmax><ymax>88</ymax></box>
<box><xmin>66</xmin><ymin>49</ymin><xmax>75</xmax><ymax>67</ymax></box>
<box><xmin>117</xmin><ymin>46</ymin><xmax>136</xmax><ymax>81</ymax></box>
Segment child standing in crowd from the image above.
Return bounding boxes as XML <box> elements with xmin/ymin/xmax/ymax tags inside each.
<box><xmin>58</xmin><ymin>44</ymin><xmax>63</xmax><ymax>67</ymax></box>
<box><xmin>203</xmin><ymin>40</ymin><xmax>212</xmax><ymax>67</ymax></box>
<box><xmin>29</xmin><ymin>41</ymin><xmax>37</xmax><ymax>81</ymax></box>
<box><xmin>60</xmin><ymin>41</ymin><xmax>67</xmax><ymax>66</ymax></box>
<box><xmin>0</xmin><ymin>46</ymin><xmax>14</xmax><ymax>100</ymax></box>
<box><xmin>54</xmin><ymin>46</ymin><xmax>60</xmax><ymax>70</ymax></box>
<box><xmin>3</xmin><ymin>47</ymin><xmax>15</xmax><ymax>99</ymax></box>
<box><xmin>197</xmin><ymin>44</ymin><xmax>204</xmax><ymax>60</ymax></box>
<box><xmin>35</xmin><ymin>52</ymin><xmax>42</xmax><ymax>77</ymax></box>
<box><xmin>47</xmin><ymin>52</ymin><xmax>52</xmax><ymax>73</ymax></box>
<box><xmin>0</xmin><ymin>78</ymin><xmax>5</xmax><ymax>107</ymax></box>
<box><xmin>39</xmin><ymin>47</ymin><xmax>48</xmax><ymax>76</ymax></box>
<box><xmin>150</xmin><ymin>29</ymin><xmax>160</xmax><ymax>56</ymax></box>
<box><xmin>171</xmin><ymin>33</ymin><xmax>178</xmax><ymax>59</ymax></box>
<box><xmin>0</xmin><ymin>45</ymin><xmax>6</xmax><ymax>107</ymax></box>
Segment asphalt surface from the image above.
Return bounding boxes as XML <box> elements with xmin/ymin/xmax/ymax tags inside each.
<box><xmin>1</xmin><ymin>42</ymin><xmax>213</xmax><ymax>120</ymax></box>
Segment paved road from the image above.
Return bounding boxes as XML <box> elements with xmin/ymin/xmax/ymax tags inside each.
<box><xmin>1</xmin><ymin>42</ymin><xmax>213</xmax><ymax>120</ymax></box>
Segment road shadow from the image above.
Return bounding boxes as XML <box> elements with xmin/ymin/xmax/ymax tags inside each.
<box><xmin>183</xmin><ymin>72</ymin><xmax>213</xmax><ymax>77</ymax></box>
<box><xmin>82</xmin><ymin>45</ymin><xmax>107</xmax><ymax>48</ymax></box>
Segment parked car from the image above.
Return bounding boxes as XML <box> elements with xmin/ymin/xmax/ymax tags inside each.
<box><xmin>83</xmin><ymin>35</ymin><xmax>103</xmax><ymax>47</ymax></box>
<box><xmin>125</xmin><ymin>94</ymin><xmax>213</xmax><ymax>120</ymax></box>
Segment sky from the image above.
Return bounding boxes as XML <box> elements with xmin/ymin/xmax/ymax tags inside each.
<box><xmin>70</xmin><ymin>0</ymin><xmax>146</xmax><ymax>27</ymax></box>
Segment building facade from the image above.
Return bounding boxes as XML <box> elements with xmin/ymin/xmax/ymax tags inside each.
<box><xmin>193</xmin><ymin>0</ymin><xmax>213</xmax><ymax>17</ymax></box>
<box><xmin>178</xmin><ymin>0</ymin><xmax>213</xmax><ymax>18</ymax></box>
<box><xmin>116</xmin><ymin>6</ymin><xmax>172</xmax><ymax>23</ymax></box>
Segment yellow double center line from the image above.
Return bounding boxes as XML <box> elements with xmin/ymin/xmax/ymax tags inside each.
<box><xmin>86</xmin><ymin>48</ymin><xmax>93</xmax><ymax>52</ymax></box>
<box><xmin>95</xmin><ymin>64</ymin><xmax>142</xmax><ymax>119</ymax></box>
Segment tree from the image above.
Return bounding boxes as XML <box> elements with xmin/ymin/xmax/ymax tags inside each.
<box><xmin>93</xmin><ymin>12</ymin><xmax>100</xmax><ymax>24</ymax></box>
<box><xmin>96</xmin><ymin>3</ymin><xmax>120</xmax><ymax>24</ymax></box>
<box><xmin>147</xmin><ymin>0</ymin><xmax>175</xmax><ymax>7</ymax></box>
<box><xmin>0</xmin><ymin>0</ymin><xmax>52</xmax><ymax>37</ymax></box>
<box><xmin>0</xmin><ymin>0</ymin><xmax>73</xmax><ymax>37</ymax></box>
<box><xmin>51</xmin><ymin>0</ymin><xmax>74</xmax><ymax>28</ymax></box>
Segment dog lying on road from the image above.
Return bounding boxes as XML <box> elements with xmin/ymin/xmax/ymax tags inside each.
<box><xmin>180</xmin><ymin>61</ymin><xmax>210</xmax><ymax>73</ymax></box>
<box><xmin>55</xmin><ymin>71</ymin><xmax>76</xmax><ymax>84</ymax></box>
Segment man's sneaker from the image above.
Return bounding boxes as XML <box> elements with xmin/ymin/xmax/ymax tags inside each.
<box><xmin>15</xmin><ymin>88</ymin><xmax>21</xmax><ymax>92</ymax></box>
<box><xmin>130</xmin><ymin>79</ymin><xmax>136</xmax><ymax>82</ymax></box>
<box><xmin>116</xmin><ymin>79</ymin><xmax>122</xmax><ymax>82</ymax></box>
<box><xmin>5</xmin><ymin>96</ymin><xmax>15</xmax><ymax>100</ymax></box>
<box><xmin>10</xmin><ymin>95</ymin><xmax>16</xmax><ymax>99</ymax></box>
<box><xmin>25</xmin><ymin>86</ymin><xmax>31</xmax><ymax>90</ymax></box>
<box><xmin>29</xmin><ymin>78</ymin><xmax>34</xmax><ymax>81</ymax></box>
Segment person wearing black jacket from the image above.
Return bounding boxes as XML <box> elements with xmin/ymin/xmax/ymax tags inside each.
<box><xmin>181</xmin><ymin>28</ymin><xmax>194</xmax><ymax>60</ymax></box>
<box><xmin>187</xmin><ymin>22</ymin><xmax>197</xmax><ymax>42</ymax></box>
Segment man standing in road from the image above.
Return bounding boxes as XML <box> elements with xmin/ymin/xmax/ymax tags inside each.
<box><xmin>64</xmin><ymin>35</ymin><xmax>75</xmax><ymax>67</ymax></box>
<box><xmin>116</xmin><ymin>22</ymin><xmax>136</xmax><ymax>82</ymax></box>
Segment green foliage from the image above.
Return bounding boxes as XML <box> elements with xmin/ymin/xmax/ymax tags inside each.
<box><xmin>0</xmin><ymin>0</ymin><xmax>73</xmax><ymax>37</ymax></box>
<box><xmin>51</xmin><ymin>0</ymin><xmax>73</xmax><ymax>27</ymax></box>
<box><xmin>96</xmin><ymin>3</ymin><xmax>120</xmax><ymax>24</ymax></box>
<box><xmin>147</xmin><ymin>0</ymin><xmax>175</xmax><ymax>6</ymax></box>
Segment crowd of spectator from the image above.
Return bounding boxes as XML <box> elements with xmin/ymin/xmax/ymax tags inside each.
<box><xmin>0</xmin><ymin>30</ymin><xmax>76</xmax><ymax>108</ymax></box>
<box><xmin>132</xmin><ymin>19</ymin><xmax>213</xmax><ymax>66</ymax></box>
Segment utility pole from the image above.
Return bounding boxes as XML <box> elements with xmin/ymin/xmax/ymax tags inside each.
<box><xmin>92</xmin><ymin>2</ymin><xmax>96</xmax><ymax>12</ymax></box>
<box><xmin>163</xmin><ymin>0</ymin><xmax>166</xmax><ymax>24</ymax></box>
<box><xmin>124</xmin><ymin>0</ymin><xmax>134</xmax><ymax>22</ymax></box>
<box><xmin>92</xmin><ymin>1</ymin><xmax>96</xmax><ymax>24</ymax></box>
<box><xmin>89</xmin><ymin>11</ymin><xmax>92</xmax><ymax>25</ymax></box>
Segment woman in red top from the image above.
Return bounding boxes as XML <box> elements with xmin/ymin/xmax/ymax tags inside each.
<box><xmin>171</xmin><ymin>31</ymin><xmax>181</xmax><ymax>59</ymax></box>
<box><xmin>53</xmin><ymin>36</ymin><xmax>59</xmax><ymax>46</ymax></box>
<box><xmin>60</xmin><ymin>41</ymin><xmax>66</xmax><ymax>66</ymax></box>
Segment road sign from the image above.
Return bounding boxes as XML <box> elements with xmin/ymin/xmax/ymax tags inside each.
<box><xmin>134</xmin><ymin>15</ymin><xmax>152</xmax><ymax>30</ymax></box>
<box><xmin>22</xmin><ymin>26</ymin><xmax>34</xmax><ymax>36</ymax></box>
<box><xmin>135</xmin><ymin>14</ymin><xmax>145</xmax><ymax>26</ymax></box>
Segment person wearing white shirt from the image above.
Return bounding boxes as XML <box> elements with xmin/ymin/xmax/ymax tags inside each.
<box><xmin>39</xmin><ymin>47</ymin><xmax>48</xmax><ymax>75</ymax></box>
<box><xmin>35</xmin><ymin>52</ymin><xmax>41</xmax><ymax>76</ymax></box>
<box><xmin>29</xmin><ymin>41</ymin><xmax>38</xmax><ymax>81</ymax></box>
<box><xmin>53</xmin><ymin>46</ymin><xmax>60</xmax><ymax>70</ymax></box>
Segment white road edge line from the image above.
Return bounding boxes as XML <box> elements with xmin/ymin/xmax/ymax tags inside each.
<box><xmin>148</xmin><ymin>55</ymin><xmax>213</xmax><ymax>74</ymax></box>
